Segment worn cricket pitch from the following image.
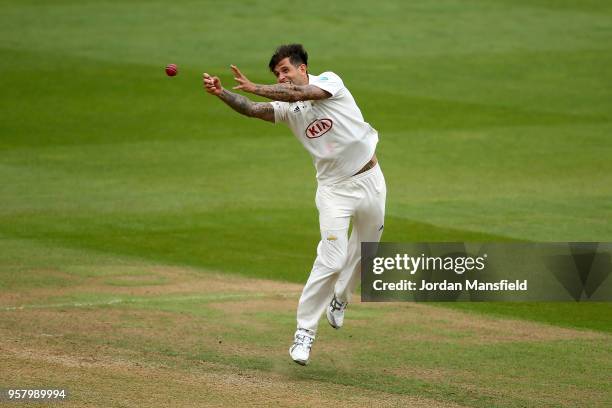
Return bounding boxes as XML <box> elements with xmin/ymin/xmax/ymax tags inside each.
<box><xmin>1</xmin><ymin>246</ymin><xmax>610</xmax><ymax>407</ymax></box>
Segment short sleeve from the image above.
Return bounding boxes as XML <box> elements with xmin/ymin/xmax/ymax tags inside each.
<box><xmin>309</xmin><ymin>72</ymin><xmax>344</xmax><ymax>98</ymax></box>
<box><xmin>270</xmin><ymin>101</ymin><xmax>289</xmax><ymax>123</ymax></box>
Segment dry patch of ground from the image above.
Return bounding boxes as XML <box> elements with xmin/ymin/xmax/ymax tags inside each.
<box><xmin>1</xmin><ymin>342</ymin><xmax>466</xmax><ymax>408</ymax></box>
<box><xmin>1</xmin><ymin>265</ymin><xmax>609</xmax><ymax>407</ymax></box>
<box><xmin>0</xmin><ymin>265</ymin><xmax>302</xmax><ymax>308</ymax></box>
<box><xmin>373</xmin><ymin>302</ymin><xmax>605</xmax><ymax>343</ymax></box>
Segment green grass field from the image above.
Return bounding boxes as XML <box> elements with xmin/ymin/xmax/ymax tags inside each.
<box><xmin>1</xmin><ymin>0</ymin><xmax>611</xmax><ymax>406</ymax></box>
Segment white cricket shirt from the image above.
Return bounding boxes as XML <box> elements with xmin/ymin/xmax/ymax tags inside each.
<box><xmin>270</xmin><ymin>72</ymin><xmax>378</xmax><ymax>185</ymax></box>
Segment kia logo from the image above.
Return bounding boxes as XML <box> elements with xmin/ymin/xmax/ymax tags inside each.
<box><xmin>305</xmin><ymin>119</ymin><xmax>333</xmax><ymax>138</ymax></box>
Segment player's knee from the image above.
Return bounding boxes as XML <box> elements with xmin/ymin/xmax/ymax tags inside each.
<box><xmin>317</xmin><ymin>242</ymin><xmax>348</xmax><ymax>272</ymax></box>
<box><xmin>325</xmin><ymin>256</ymin><xmax>347</xmax><ymax>271</ymax></box>
<box><xmin>319</xmin><ymin>256</ymin><xmax>346</xmax><ymax>272</ymax></box>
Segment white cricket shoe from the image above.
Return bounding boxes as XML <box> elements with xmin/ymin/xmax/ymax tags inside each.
<box><xmin>289</xmin><ymin>328</ymin><xmax>315</xmax><ymax>365</ymax></box>
<box><xmin>326</xmin><ymin>295</ymin><xmax>347</xmax><ymax>329</ymax></box>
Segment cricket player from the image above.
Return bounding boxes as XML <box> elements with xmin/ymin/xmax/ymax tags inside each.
<box><xmin>203</xmin><ymin>44</ymin><xmax>386</xmax><ymax>365</ymax></box>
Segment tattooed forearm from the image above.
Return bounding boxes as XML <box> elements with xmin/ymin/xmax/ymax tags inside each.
<box><xmin>253</xmin><ymin>84</ymin><xmax>300</xmax><ymax>102</ymax></box>
<box><xmin>219</xmin><ymin>89</ymin><xmax>252</xmax><ymax>115</ymax></box>
<box><xmin>218</xmin><ymin>89</ymin><xmax>274</xmax><ymax>122</ymax></box>
<box><xmin>252</xmin><ymin>84</ymin><xmax>330</xmax><ymax>102</ymax></box>
<box><xmin>250</xmin><ymin>103</ymin><xmax>275</xmax><ymax>122</ymax></box>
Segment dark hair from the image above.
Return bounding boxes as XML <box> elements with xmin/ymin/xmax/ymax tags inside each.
<box><xmin>268</xmin><ymin>44</ymin><xmax>308</xmax><ymax>72</ymax></box>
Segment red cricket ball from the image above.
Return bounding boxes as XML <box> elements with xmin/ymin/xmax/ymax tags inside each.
<box><xmin>165</xmin><ymin>64</ymin><xmax>178</xmax><ymax>77</ymax></box>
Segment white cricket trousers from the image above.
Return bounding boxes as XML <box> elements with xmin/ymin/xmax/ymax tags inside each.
<box><xmin>297</xmin><ymin>164</ymin><xmax>386</xmax><ymax>333</ymax></box>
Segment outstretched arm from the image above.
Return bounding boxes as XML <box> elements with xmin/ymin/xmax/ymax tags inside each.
<box><xmin>203</xmin><ymin>73</ymin><xmax>274</xmax><ymax>122</ymax></box>
<box><xmin>230</xmin><ymin>65</ymin><xmax>331</xmax><ymax>102</ymax></box>
<box><xmin>217</xmin><ymin>89</ymin><xmax>275</xmax><ymax>122</ymax></box>
<box><xmin>251</xmin><ymin>83</ymin><xmax>330</xmax><ymax>103</ymax></box>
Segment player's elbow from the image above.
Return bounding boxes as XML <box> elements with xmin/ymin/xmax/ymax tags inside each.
<box><xmin>286</xmin><ymin>86</ymin><xmax>307</xmax><ymax>102</ymax></box>
<box><xmin>285</xmin><ymin>93</ymin><xmax>302</xmax><ymax>103</ymax></box>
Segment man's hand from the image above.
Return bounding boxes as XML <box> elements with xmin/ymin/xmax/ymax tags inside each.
<box><xmin>231</xmin><ymin>65</ymin><xmax>257</xmax><ymax>93</ymax></box>
<box><xmin>203</xmin><ymin>73</ymin><xmax>223</xmax><ymax>96</ymax></box>
<box><xmin>204</xmin><ymin>72</ymin><xmax>275</xmax><ymax>122</ymax></box>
